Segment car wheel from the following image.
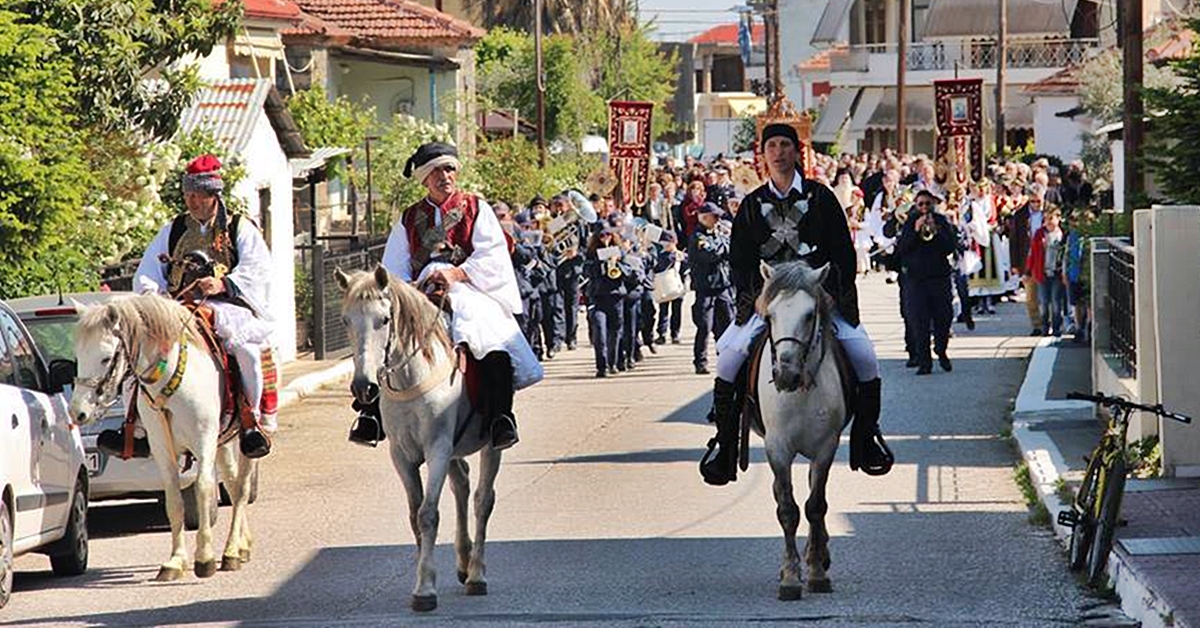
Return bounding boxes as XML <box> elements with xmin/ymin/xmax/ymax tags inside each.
<box><xmin>49</xmin><ymin>478</ymin><xmax>88</xmax><ymax>576</ymax></box>
<box><xmin>1</xmin><ymin>499</ymin><xmax>13</xmax><ymax>609</ymax></box>
<box><xmin>182</xmin><ymin>483</ymin><xmax>218</xmax><ymax>531</ymax></box>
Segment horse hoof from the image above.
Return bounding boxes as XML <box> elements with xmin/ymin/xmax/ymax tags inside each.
<box><xmin>457</xmin><ymin>570</ymin><xmax>468</xmax><ymax>584</ymax></box>
<box><xmin>240</xmin><ymin>549</ymin><xmax>252</xmax><ymax>563</ymax></box>
<box><xmin>411</xmin><ymin>594</ymin><xmax>438</xmax><ymax>612</ymax></box>
<box><xmin>195</xmin><ymin>560</ymin><xmax>218</xmax><ymax>578</ymax></box>
<box><xmin>778</xmin><ymin>584</ymin><xmax>804</xmax><ymax>601</ymax></box>
<box><xmin>221</xmin><ymin>556</ymin><xmax>242</xmax><ymax>572</ymax></box>
<box><xmin>465</xmin><ymin>581</ymin><xmax>488</xmax><ymax>596</ymax></box>
<box><xmin>154</xmin><ymin>567</ymin><xmax>183</xmax><ymax>582</ymax></box>
<box><xmin>808</xmin><ymin>578</ymin><xmax>833</xmax><ymax>593</ymax></box>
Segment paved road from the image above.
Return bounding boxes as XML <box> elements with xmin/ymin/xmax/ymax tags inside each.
<box><xmin>5</xmin><ymin>275</ymin><xmax>1089</xmax><ymax>627</ymax></box>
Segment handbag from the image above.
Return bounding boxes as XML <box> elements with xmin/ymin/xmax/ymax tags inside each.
<box><xmin>653</xmin><ymin>262</ymin><xmax>686</xmax><ymax>304</ymax></box>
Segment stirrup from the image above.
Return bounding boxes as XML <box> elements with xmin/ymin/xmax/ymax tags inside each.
<box><xmin>348</xmin><ymin>414</ymin><xmax>385</xmax><ymax>448</ymax></box>
<box><xmin>239</xmin><ymin>428</ymin><xmax>271</xmax><ymax>459</ymax></box>
<box><xmin>860</xmin><ymin>434</ymin><xmax>894</xmax><ymax>476</ymax></box>
<box><xmin>699</xmin><ymin>437</ymin><xmax>737</xmax><ymax>486</ymax></box>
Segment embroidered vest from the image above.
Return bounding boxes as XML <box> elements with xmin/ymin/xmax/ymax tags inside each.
<box><xmin>167</xmin><ymin>214</ymin><xmax>236</xmax><ymax>295</ymax></box>
<box><xmin>401</xmin><ymin>192</ymin><xmax>479</xmax><ymax>279</ymax></box>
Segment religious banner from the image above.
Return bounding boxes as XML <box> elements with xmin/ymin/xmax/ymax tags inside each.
<box><xmin>934</xmin><ymin>78</ymin><xmax>983</xmax><ymax>205</ymax></box>
<box><xmin>754</xmin><ymin>97</ymin><xmax>815</xmax><ymax>180</ymax></box>
<box><xmin>607</xmin><ymin>101</ymin><xmax>654</xmax><ymax>210</ymax></box>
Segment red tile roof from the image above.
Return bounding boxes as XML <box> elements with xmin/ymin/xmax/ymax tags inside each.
<box><xmin>796</xmin><ymin>46</ymin><xmax>841</xmax><ymax>72</ymax></box>
<box><xmin>285</xmin><ymin>0</ymin><xmax>483</xmax><ymax>46</ymax></box>
<box><xmin>243</xmin><ymin>0</ymin><xmax>302</xmax><ymax>20</ymax></box>
<box><xmin>1147</xmin><ymin>28</ymin><xmax>1194</xmax><ymax>63</ymax></box>
<box><xmin>688</xmin><ymin>22</ymin><xmax>764</xmax><ymax>46</ymax></box>
<box><xmin>1021</xmin><ymin>64</ymin><xmax>1081</xmax><ymax>96</ymax></box>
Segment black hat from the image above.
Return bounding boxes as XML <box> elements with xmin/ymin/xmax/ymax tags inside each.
<box><xmin>403</xmin><ymin>142</ymin><xmax>459</xmax><ymax>179</ymax></box>
<box><xmin>761</xmin><ymin>123</ymin><xmax>799</xmax><ymax>148</ymax></box>
<box><xmin>660</xmin><ymin>230</ymin><xmax>678</xmax><ymax>243</ymax></box>
<box><xmin>697</xmin><ymin>201</ymin><xmax>725</xmax><ymax>216</ymax></box>
<box><xmin>529</xmin><ymin>195</ymin><xmax>548</xmax><ymax>209</ymax></box>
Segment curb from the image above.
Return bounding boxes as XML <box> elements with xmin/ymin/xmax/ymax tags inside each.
<box><xmin>1013</xmin><ymin>341</ymin><xmax>1174</xmax><ymax>628</ymax></box>
<box><xmin>277</xmin><ymin>359</ymin><xmax>354</xmax><ymax>411</ymax></box>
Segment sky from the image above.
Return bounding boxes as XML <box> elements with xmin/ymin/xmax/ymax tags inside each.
<box><xmin>637</xmin><ymin>0</ymin><xmax>746</xmax><ymax>43</ymax></box>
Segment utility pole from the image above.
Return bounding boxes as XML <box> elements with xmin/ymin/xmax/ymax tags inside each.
<box><xmin>897</xmin><ymin>0</ymin><xmax>909</xmax><ymax>153</ymax></box>
<box><xmin>996</xmin><ymin>0</ymin><xmax>1007</xmax><ymax>156</ymax></box>
<box><xmin>1122</xmin><ymin>0</ymin><xmax>1144</xmax><ymax>209</ymax></box>
<box><xmin>535</xmin><ymin>0</ymin><xmax>546</xmax><ymax>168</ymax></box>
<box><xmin>763</xmin><ymin>7</ymin><xmax>773</xmax><ymax>97</ymax></box>
<box><xmin>771</xmin><ymin>0</ymin><xmax>783</xmax><ymax>101</ymax></box>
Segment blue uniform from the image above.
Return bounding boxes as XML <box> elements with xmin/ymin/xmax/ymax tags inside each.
<box><xmin>896</xmin><ymin>211</ymin><xmax>957</xmax><ymax>369</ymax></box>
<box><xmin>584</xmin><ymin>251</ymin><xmax>632</xmax><ymax>375</ymax></box>
<box><xmin>688</xmin><ymin>223</ymin><xmax>734</xmax><ymax>371</ymax></box>
<box><xmin>655</xmin><ymin>247</ymin><xmax>686</xmax><ymax>343</ymax></box>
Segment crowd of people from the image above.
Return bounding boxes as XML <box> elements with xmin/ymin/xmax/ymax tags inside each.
<box><xmin>481</xmin><ymin>146</ymin><xmax>1097</xmax><ymax>380</ymax></box>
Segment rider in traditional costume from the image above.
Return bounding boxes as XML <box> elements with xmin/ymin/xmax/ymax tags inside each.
<box><xmin>97</xmin><ymin>154</ymin><xmax>276</xmax><ymax>460</ymax></box>
<box><xmin>698</xmin><ymin>124</ymin><xmax>894</xmax><ymax>485</ymax></box>
<box><xmin>347</xmin><ymin>142</ymin><xmax>542</xmax><ymax>450</ymax></box>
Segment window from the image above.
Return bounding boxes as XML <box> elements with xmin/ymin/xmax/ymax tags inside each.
<box><xmin>0</xmin><ymin>311</ymin><xmax>37</xmax><ymax>389</ymax></box>
<box><xmin>0</xmin><ymin>315</ymin><xmax>12</xmax><ymax>386</ymax></box>
<box><xmin>864</xmin><ymin>0</ymin><xmax>887</xmax><ymax>45</ymax></box>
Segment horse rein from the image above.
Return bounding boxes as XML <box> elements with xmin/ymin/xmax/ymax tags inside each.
<box><xmin>767</xmin><ymin>305</ymin><xmax>826</xmax><ymax>389</ymax></box>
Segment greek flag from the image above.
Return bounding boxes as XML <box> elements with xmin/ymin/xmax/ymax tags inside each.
<box><xmin>738</xmin><ymin>16</ymin><xmax>752</xmax><ymax>66</ymax></box>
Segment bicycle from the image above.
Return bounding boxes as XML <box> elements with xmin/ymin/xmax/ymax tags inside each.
<box><xmin>1057</xmin><ymin>391</ymin><xmax>1192</xmax><ymax>587</ymax></box>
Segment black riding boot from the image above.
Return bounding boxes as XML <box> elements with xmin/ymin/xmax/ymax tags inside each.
<box><xmin>348</xmin><ymin>398</ymin><xmax>386</xmax><ymax>447</ymax></box>
<box><xmin>239</xmin><ymin>425</ymin><xmax>271</xmax><ymax>459</ymax></box>
<box><xmin>699</xmin><ymin>378</ymin><xmax>740</xmax><ymax>486</ymax></box>
<box><xmin>481</xmin><ymin>352</ymin><xmax>519</xmax><ymax>451</ymax></box>
<box><xmin>849</xmin><ymin>378</ymin><xmax>894</xmax><ymax>476</ymax></box>
<box><xmin>95</xmin><ymin>426</ymin><xmax>151</xmax><ymax>459</ymax></box>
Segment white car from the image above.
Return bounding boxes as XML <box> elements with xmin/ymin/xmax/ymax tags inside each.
<box><xmin>10</xmin><ymin>293</ymin><xmax>252</xmax><ymax>528</ymax></box>
<box><xmin>0</xmin><ymin>300</ymin><xmax>89</xmax><ymax>609</ymax></box>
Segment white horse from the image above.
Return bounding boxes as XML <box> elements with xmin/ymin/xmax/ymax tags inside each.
<box><xmin>337</xmin><ymin>266</ymin><xmax>501</xmax><ymax>613</ymax></box>
<box><xmin>752</xmin><ymin>261</ymin><xmax>850</xmax><ymax>600</ymax></box>
<box><xmin>69</xmin><ymin>295</ymin><xmax>256</xmax><ymax>580</ymax></box>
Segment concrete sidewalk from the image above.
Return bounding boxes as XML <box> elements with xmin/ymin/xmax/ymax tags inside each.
<box><xmin>1014</xmin><ymin>339</ymin><xmax>1200</xmax><ymax>628</ymax></box>
<box><xmin>276</xmin><ymin>352</ymin><xmax>353</xmax><ymax>411</ymax></box>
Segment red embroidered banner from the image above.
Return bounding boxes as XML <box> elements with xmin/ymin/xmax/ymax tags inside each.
<box><xmin>607</xmin><ymin>100</ymin><xmax>654</xmax><ymax>210</ymax></box>
<box><xmin>934</xmin><ymin>78</ymin><xmax>984</xmax><ymax>191</ymax></box>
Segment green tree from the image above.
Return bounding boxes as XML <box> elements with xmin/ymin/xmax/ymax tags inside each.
<box><xmin>588</xmin><ymin>23</ymin><xmax>678</xmax><ymax>138</ymax></box>
<box><xmin>465</xmin><ymin>0</ymin><xmax>631</xmax><ymax>36</ymax></box>
<box><xmin>287</xmin><ymin>85</ymin><xmax>376</xmax><ymax>182</ymax></box>
<box><xmin>1145</xmin><ymin>17</ymin><xmax>1200</xmax><ymax>203</ymax></box>
<box><xmin>371</xmin><ymin>116</ymin><xmax>457</xmax><ymax>228</ymax></box>
<box><xmin>0</xmin><ymin>11</ymin><xmax>90</xmax><ymax>297</ymax></box>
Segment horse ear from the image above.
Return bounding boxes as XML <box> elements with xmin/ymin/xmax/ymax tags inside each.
<box><xmin>813</xmin><ymin>263</ymin><xmax>831</xmax><ymax>285</ymax></box>
<box><xmin>373</xmin><ymin>265</ymin><xmax>389</xmax><ymax>290</ymax></box>
<box><xmin>103</xmin><ymin>304</ymin><xmax>119</xmax><ymax>327</ymax></box>
<box><xmin>334</xmin><ymin>267</ymin><xmax>351</xmax><ymax>290</ymax></box>
<box><xmin>759</xmin><ymin>260</ymin><xmax>773</xmax><ymax>281</ymax></box>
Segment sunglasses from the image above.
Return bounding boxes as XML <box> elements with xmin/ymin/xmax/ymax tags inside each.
<box><xmin>915</xmin><ymin>201</ymin><xmax>932</xmax><ymax>208</ymax></box>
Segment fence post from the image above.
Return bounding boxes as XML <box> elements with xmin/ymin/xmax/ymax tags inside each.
<box><xmin>1132</xmin><ymin>210</ymin><xmax>1158</xmax><ymax>441</ymax></box>
<box><xmin>313</xmin><ymin>243</ymin><xmax>326</xmax><ymax>360</ymax></box>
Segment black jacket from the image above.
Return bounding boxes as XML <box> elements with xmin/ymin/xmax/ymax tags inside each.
<box><xmin>895</xmin><ymin>211</ymin><xmax>957</xmax><ymax>280</ymax></box>
<box><xmin>730</xmin><ymin>178</ymin><xmax>859</xmax><ymax>326</ymax></box>
<box><xmin>688</xmin><ymin>224</ymin><xmax>731</xmax><ymax>294</ymax></box>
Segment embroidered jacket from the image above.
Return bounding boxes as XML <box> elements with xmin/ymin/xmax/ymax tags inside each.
<box><xmin>400</xmin><ymin>191</ymin><xmax>481</xmax><ymax>279</ymax></box>
<box><xmin>730</xmin><ymin>178</ymin><xmax>860</xmax><ymax>326</ymax></box>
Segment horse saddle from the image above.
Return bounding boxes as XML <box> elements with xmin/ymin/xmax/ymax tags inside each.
<box><xmin>736</xmin><ymin>331</ymin><xmax>857</xmax><ymax>472</ymax></box>
<box><xmin>189</xmin><ymin>306</ymin><xmax>244</xmax><ymax>446</ymax></box>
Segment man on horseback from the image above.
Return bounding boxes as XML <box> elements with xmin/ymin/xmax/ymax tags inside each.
<box><xmin>347</xmin><ymin>141</ymin><xmax>542</xmax><ymax>449</ymax></box>
<box><xmin>699</xmin><ymin>124</ymin><xmax>894</xmax><ymax>485</ymax></box>
<box><xmin>96</xmin><ymin>154</ymin><xmax>275</xmax><ymax>460</ymax></box>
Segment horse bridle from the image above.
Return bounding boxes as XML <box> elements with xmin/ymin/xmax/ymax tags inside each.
<box><xmin>371</xmin><ymin>286</ymin><xmax>454</xmax><ymax>400</ymax></box>
<box><xmin>767</xmin><ymin>304</ymin><xmax>826</xmax><ymax>387</ymax></box>
<box><xmin>75</xmin><ymin>322</ymin><xmax>190</xmax><ymax>418</ymax></box>
<box><xmin>74</xmin><ymin>334</ymin><xmax>132</xmax><ymax>415</ymax></box>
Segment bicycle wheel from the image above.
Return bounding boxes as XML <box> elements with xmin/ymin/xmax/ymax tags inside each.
<box><xmin>1068</xmin><ymin>452</ymin><xmax>1103</xmax><ymax>572</ymax></box>
<box><xmin>1087</xmin><ymin>456</ymin><xmax>1127</xmax><ymax>587</ymax></box>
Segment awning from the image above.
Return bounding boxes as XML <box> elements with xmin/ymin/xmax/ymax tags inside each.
<box><xmin>848</xmin><ymin>87</ymin><xmax>886</xmax><ymax>134</ymax></box>
<box><xmin>811</xmin><ymin>0</ymin><xmax>854</xmax><ymax>45</ymax></box>
<box><xmin>234</xmin><ymin>28</ymin><xmax>286</xmax><ymax>60</ymax></box>
<box><xmin>865</xmin><ymin>87</ymin><xmax>936</xmax><ymax>131</ymax></box>
<box><xmin>290</xmin><ymin>147</ymin><xmax>352</xmax><ymax>180</ymax></box>
<box><xmin>923</xmin><ymin>0</ymin><xmax>1077</xmax><ymax>39</ymax></box>
<box><xmin>813</xmin><ymin>87</ymin><xmax>860</xmax><ymax>143</ymax></box>
<box><xmin>983</xmin><ymin>86</ymin><xmax>1036</xmax><ymax>129</ymax></box>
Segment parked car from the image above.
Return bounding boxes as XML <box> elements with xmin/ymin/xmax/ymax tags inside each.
<box><xmin>0</xmin><ymin>300</ymin><xmax>89</xmax><ymax>609</ymax></box>
<box><xmin>8</xmin><ymin>293</ymin><xmax>257</xmax><ymax>529</ymax></box>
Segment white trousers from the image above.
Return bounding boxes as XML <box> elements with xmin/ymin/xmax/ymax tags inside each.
<box><xmin>714</xmin><ymin>312</ymin><xmax>880</xmax><ymax>383</ymax></box>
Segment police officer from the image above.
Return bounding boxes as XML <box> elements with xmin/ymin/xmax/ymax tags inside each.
<box><xmin>688</xmin><ymin>202</ymin><xmax>734</xmax><ymax>375</ymax></box>
<box><xmin>895</xmin><ymin>188</ymin><xmax>957</xmax><ymax>375</ymax></box>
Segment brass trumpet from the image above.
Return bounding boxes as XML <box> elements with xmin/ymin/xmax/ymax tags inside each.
<box><xmin>606</xmin><ymin>256</ymin><xmax>623</xmax><ymax>279</ymax></box>
<box><xmin>919</xmin><ymin>213</ymin><xmax>939</xmax><ymax>242</ymax></box>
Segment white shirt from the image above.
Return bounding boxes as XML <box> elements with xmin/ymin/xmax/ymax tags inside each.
<box><xmin>767</xmin><ymin>170</ymin><xmax>805</xmax><ymax>199</ymax></box>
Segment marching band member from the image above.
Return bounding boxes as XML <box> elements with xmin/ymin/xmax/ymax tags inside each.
<box><xmin>896</xmin><ymin>189</ymin><xmax>957</xmax><ymax>375</ymax></box>
<box><xmin>584</xmin><ymin>226</ymin><xmax>632</xmax><ymax>377</ymax></box>
<box><xmin>687</xmin><ymin>202</ymin><xmax>734</xmax><ymax>376</ymax></box>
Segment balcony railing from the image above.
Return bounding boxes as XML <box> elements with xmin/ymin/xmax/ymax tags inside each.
<box><xmin>829</xmin><ymin>38</ymin><xmax>1099</xmax><ymax>73</ymax></box>
<box><xmin>1107</xmin><ymin>240</ymin><xmax>1137</xmax><ymax>377</ymax></box>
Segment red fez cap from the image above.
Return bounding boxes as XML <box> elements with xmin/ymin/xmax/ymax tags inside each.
<box><xmin>186</xmin><ymin>154</ymin><xmax>222</xmax><ymax>175</ymax></box>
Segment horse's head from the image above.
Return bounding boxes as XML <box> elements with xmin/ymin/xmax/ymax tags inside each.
<box><xmin>757</xmin><ymin>261</ymin><xmax>832</xmax><ymax>393</ymax></box>
<box><xmin>69</xmin><ymin>301</ymin><xmax>130</xmax><ymax>425</ymax></box>
<box><xmin>337</xmin><ymin>266</ymin><xmax>393</xmax><ymax>406</ymax></box>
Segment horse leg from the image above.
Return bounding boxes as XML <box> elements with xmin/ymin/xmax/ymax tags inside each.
<box><xmin>765</xmin><ymin>442</ymin><xmax>803</xmax><ymax>601</ymax></box>
<box><xmin>150</xmin><ymin>447</ymin><xmax>189</xmax><ymax>582</ymax></box>
<box><xmin>410</xmin><ymin>451</ymin><xmax>452</xmax><ymax>612</ymax></box>
<box><xmin>218</xmin><ymin>444</ymin><xmax>252</xmax><ymax>572</ymax></box>
<box><xmin>190</xmin><ymin>449</ymin><xmax>219</xmax><ymax>578</ymax></box>
<box><xmin>387</xmin><ymin>448</ymin><xmax>424</xmax><ymax>553</ymax></box>
<box><xmin>804</xmin><ymin>448</ymin><xmax>836</xmax><ymax>593</ymax></box>
<box><xmin>448</xmin><ymin>459</ymin><xmax>473</xmax><ymax>586</ymax></box>
<box><xmin>465</xmin><ymin>446</ymin><xmax>501</xmax><ymax>596</ymax></box>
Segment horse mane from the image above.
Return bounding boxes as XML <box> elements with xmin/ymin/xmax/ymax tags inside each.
<box><xmin>77</xmin><ymin>294</ymin><xmax>199</xmax><ymax>351</ymax></box>
<box><xmin>756</xmin><ymin>261</ymin><xmax>837</xmax><ymax>319</ymax></box>
<box><xmin>342</xmin><ymin>269</ymin><xmax>451</xmax><ymax>361</ymax></box>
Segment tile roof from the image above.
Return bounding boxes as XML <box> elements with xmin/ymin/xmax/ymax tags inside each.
<box><xmin>178</xmin><ymin>79</ymin><xmax>308</xmax><ymax>159</ymax></box>
<box><xmin>796</xmin><ymin>46</ymin><xmax>842</xmax><ymax>72</ymax></box>
<box><xmin>285</xmin><ymin>0</ymin><xmax>483</xmax><ymax>46</ymax></box>
<box><xmin>688</xmin><ymin>22</ymin><xmax>764</xmax><ymax>46</ymax></box>
<box><xmin>1021</xmin><ymin>64</ymin><xmax>1081</xmax><ymax>96</ymax></box>
<box><xmin>243</xmin><ymin>0</ymin><xmax>303</xmax><ymax>20</ymax></box>
<box><xmin>1147</xmin><ymin>28</ymin><xmax>1194</xmax><ymax>64</ymax></box>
